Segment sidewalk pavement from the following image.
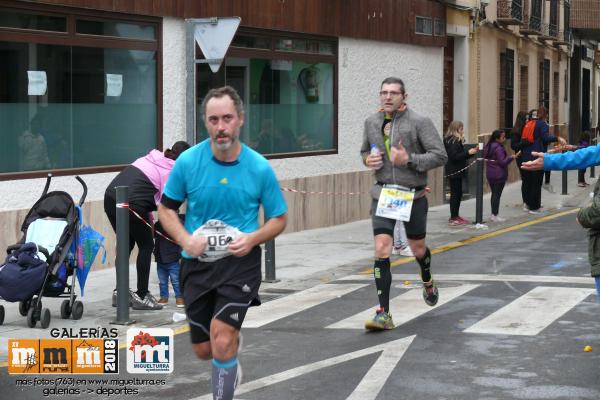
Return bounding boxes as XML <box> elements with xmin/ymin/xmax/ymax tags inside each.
<box><xmin>0</xmin><ymin>169</ymin><xmax>594</xmax><ymax>362</ymax></box>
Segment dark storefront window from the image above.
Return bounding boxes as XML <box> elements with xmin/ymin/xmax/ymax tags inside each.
<box><xmin>0</xmin><ymin>6</ymin><xmax>159</xmax><ymax>177</ymax></box>
<box><xmin>0</xmin><ymin>9</ymin><xmax>66</xmax><ymax>32</ymax></box>
<box><xmin>196</xmin><ymin>30</ymin><xmax>337</xmax><ymax>158</ymax></box>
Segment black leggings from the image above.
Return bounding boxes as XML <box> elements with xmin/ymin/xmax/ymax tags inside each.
<box><xmin>521</xmin><ymin>170</ymin><xmax>544</xmax><ymax>210</ymax></box>
<box><xmin>544</xmin><ymin>171</ymin><xmax>551</xmax><ymax>185</ymax></box>
<box><xmin>104</xmin><ymin>194</ymin><xmax>154</xmax><ymax>298</ymax></box>
<box><xmin>490</xmin><ymin>182</ymin><xmax>505</xmax><ymax>216</ymax></box>
<box><xmin>448</xmin><ymin>177</ymin><xmax>463</xmax><ymax>219</ymax></box>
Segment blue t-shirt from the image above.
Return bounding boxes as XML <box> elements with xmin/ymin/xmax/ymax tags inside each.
<box><xmin>164</xmin><ymin>140</ymin><xmax>287</xmax><ymax>238</ymax></box>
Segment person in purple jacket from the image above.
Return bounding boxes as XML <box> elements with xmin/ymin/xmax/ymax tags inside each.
<box><xmin>484</xmin><ymin>129</ymin><xmax>518</xmax><ymax>222</ymax></box>
<box><xmin>104</xmin><ymin>141</ymin><xmax>190</xmax><ymax>310</ymax></box>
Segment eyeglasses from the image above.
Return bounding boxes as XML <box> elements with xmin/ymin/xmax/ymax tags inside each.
<box><xmin>379</xmin><ymin>91</ymin><xmax>403</xmax><ymax>97</ymax></box>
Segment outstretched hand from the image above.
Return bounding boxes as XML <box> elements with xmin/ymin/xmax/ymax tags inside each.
<box><xmin>391</xmin><ymin>141</ymin><xmax>409</xmax><ymax>166</ymax></box>
<box><xmin>520</xmin><ymin>152</ymin><xmax>545</xmax><ymax>171</ymax></box>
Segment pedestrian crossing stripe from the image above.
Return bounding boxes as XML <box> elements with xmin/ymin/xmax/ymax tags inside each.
<box><xmin>464</xmin><ymin>286</ymin><xmax>595</xmax><ymax>336</ymax></box>
<box><xmin>327</xmin><ymin>284</ymin><xmax>480</xmax><ymax>330</ymax></box>
<box><xmin>243</xmin><ymin>276</ymin><xmax>594</xmax><ymax>336</ymax></box>
<box><xmin>337</xmin><ymin>273</ymin><xmax>595</xmax><ymax>285</ymax></box>
<box><xmin>244</xmin><ymin>283</ymin><xmax>369</xmax><ymax>328</ymax></box>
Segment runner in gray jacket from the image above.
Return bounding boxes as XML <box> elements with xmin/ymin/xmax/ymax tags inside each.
<box><xmin>360</xmin><ymin>76</ymin><xmax>447</xmax><ymax>331</ymax></box>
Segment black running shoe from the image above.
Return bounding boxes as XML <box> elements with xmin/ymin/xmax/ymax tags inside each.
<box><xmin>423</xmin><ymin>280</ymin><xmax>439</xmax><ymax>306</ymax></box>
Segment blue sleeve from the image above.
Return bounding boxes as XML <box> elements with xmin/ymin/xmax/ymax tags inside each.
<box><xmin>260</xmin><ymin>165</ymin><xmax>288</xmax><ymax>219</ymax></box>
<box><xmin>539</xmin><ymin>123</ymin><xmax>557</xmax><ymax>144</ymax></box>
<box><xmin>544</xmin><ymin>144</ymin><xmax>600</xmax><ymax>170</ymax></box>
<box><xmin>163</xmin><ymin>157</ymin><xmax>187</xmax><ymax>202</ymax></box>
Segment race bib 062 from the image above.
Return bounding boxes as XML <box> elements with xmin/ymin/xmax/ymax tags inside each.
<box><xmin>192</xmin><ymin>220</ymin><xmax>242</xmax><ymax>262</ymax></box>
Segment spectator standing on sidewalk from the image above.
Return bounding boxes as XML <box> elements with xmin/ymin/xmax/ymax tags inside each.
<box><xmin>154</xmin><ymin>216</ymin><xmax>184</xmax><ymax>307</ymax></box>
<box><xmin>360</xmin><ymin>76</ymin><xmax>447</xmax><ymax>331</ymax></box>
<box><xmin>510</xmin><ymin>111</ymin><xmax>531</xmax><ymax>207</ymax></box>
<box><xmin>484</xmin><ymin>129</ymin><xmax>518</xmax><ymax>222</ymax></box>
<box><xmin>392</xmin><ymin>220</ymin><xmax>413</xmax><ymax>256</ymax></box>
<box><xmin>520</xmin><ymin>106</ymin><xmax>565</xmax><ymax>214</ymax></box>
<box><xmin>443</xmin><ymin>120</ymin><xmax>478</xmax><ymax>226</ymax></box>
<box><xmin>104</xmin><ymin>141</ymin><xmax>190</xmax><ymax>310</ymax></box>
<box><xmin>578</xmin><ymin>131</ymin><xmax>591</xmax><ymax>187</ymax></box>
<box><xmin>158</xmin><ymin>86</ymin><xmax>288</xmax><ymax>400</ymax></box>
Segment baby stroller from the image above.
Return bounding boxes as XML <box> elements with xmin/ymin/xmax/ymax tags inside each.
<box><xmin>0</xmin><ymin>174</ymin><xmax>87</xmax><ymax>328</ymax></box>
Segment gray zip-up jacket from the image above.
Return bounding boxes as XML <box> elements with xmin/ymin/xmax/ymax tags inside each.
<box><xmin>360</xmin><ymin>107</ymin><xmax>447</xmax><ymax>199</ymax></box>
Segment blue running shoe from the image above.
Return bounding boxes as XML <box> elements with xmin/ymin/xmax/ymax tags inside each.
<box><xmin>364</xmin><ymin>308</ymin><xmax>395</xmax><ymax>331</ymax></box>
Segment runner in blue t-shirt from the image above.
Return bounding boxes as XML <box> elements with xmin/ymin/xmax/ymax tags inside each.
<box><xmin>158</xmin><ymin>86</ymin><xmax>287</xmax><ymax>400</ymax></box>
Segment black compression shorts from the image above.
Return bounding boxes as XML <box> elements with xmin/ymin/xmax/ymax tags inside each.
<box><xmin>370</xmin><ymin>196</ymin><xmax>428</xmax><ymax>240</ymax></box>
<box><xmin>180</xmin><ymin>246</ymin><xmax>262</xmax><ymax>343</ymax></box>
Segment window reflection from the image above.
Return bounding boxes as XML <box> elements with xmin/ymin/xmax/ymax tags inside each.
<box><xmin>196</xmin><ymin>58</ymin><xmax>334</xmax><ymax>156</ymax></box>
<box><xmin>0</xmin><ymin>41</ymin><xmax>157</xmax><ymax>173</ymax></box>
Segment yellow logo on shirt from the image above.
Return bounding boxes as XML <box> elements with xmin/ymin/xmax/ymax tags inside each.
<box><xmin>220</xmin><ymin>177</ymin><xmax>229</xmax><ymax>185</ymax></box>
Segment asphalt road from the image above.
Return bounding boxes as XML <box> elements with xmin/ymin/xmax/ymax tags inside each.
<box><xmin>3</xmin><ymin>213</ymin><xmax>600</xmax><ymax>400</ymax></box>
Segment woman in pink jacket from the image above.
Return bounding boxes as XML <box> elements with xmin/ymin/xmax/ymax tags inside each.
<box><xmin>104</xmin><ymin>141</ymin><xmax>190</xmax><ymax>310</ymax></box>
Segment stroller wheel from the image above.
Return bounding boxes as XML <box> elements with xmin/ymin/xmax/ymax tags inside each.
<box><xmin>40</xmin><ymin>308</ymin><xmax>51</xmax><ymax>329</ymax></box>
<box><xmin>60</xmin><ymin>300</ymin><xmax>72</xmax><ymax>319</ymax></box>
<box><xmin>0</xmin><ymin>305</ymin><xmax>4</xmax><ymax>325</ymax></box>
<box><xmin>32</xmin><ymin>297</ymin><xmax>42</xmax><ymax>312</ymax></box>
<box><xmin>26</xmin><ymin>307</ymin><xmax>37</xmax><ymax>328</ymax></box>
<box><xmin>71</xmin><ymin>301</ymin><xmax>84</xmax><ymax>320</ymax></box>
<box><xmin>19</xmin><ymin>299</ymin><xmax>31</xmax><ymax>316</ymax></box>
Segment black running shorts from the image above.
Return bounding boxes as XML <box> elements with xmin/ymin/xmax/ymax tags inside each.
<box><xmin>180</xmin><ymin>246</ymin><xmax>262</xmax><ymax>343</ymax></box>
<box><xmin>371</xmin><ymin>196</ymin><xmax>428</xmax><ymax>240</ymax></box>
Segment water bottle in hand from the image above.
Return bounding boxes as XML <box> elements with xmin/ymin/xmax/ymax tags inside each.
<box><xmin>370</xmin><ymin>144</ymin><xmax>383</xmax><ymax>170</ymax></box>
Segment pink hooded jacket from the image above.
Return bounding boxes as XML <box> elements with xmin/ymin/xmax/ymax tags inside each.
<box><xmin>131</xmin><ymin>149</ymin><xmax>175</xmax><ymax>204</ymax></box>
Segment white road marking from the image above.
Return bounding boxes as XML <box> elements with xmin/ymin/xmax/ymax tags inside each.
<box><xmin>464</xmin><ymin>286</ymin><xmax>594</xmax><ymax>335</ymax></box>
<box><xmin>338</xmin><ymin>273</ymin><xmax>595</xmax><ymax>285</ymax></box>
<box><xmin>327</xmin><ymin>284</ymin><xmax>479</xmax><ymax>329</ymax></box>
<box><xmin>189</xmin><ymin>336</ymin><xmax>416</xmax><ymax>400</ymax></box>
<box><xmin>244</xmin><ymin>283</ymin><xmax>368</xmax><ymax>328</ymax></box>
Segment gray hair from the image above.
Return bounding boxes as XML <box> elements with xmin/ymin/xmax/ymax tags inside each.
<box><xmin>201</xmin><ymin>86</ymin><xmax>245</xmax><ymax>119</ymax></box>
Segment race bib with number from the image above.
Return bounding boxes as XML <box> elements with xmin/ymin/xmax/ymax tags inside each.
<box><xmin>192</xmin><ymin>219</ymin><xmax>242</xmax><ymax>262</ymax></box>
<box><xmin>375</xmin><ymin>185</ymin><xmax>415</xmax><ymax>221</ymax></box>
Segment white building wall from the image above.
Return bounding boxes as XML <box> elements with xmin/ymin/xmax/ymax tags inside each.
<box><xmin>162</xmin><ymin>17</ymin><xmax>188</xmax><ymax>147</ymax></box>
<box><xmin>0</xmin><ymin>28</ymin><xmax>443</xmax><ymax>212</ymax></box>
<box><xmin>272</xmin><ymin>37</ymin><xmax>444</xmax><ymax>180</ymax></box>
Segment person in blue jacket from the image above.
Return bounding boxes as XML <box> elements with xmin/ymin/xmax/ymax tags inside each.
<box><xmin>519</xmin><ymin>106</ymin><xmax>565</xmax><ymax>214</ymax></box>
<box><xmin>521</xmin><ymin>142</ymin><xmax>600</xmax><ymax>172</ymax></box>
<box><xmin>522</xmin><ymin>144</ymin><xmax>600</xmax><ymax>302</ymax></box>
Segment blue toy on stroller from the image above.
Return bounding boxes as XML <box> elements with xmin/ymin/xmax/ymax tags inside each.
<box><xmin>0</xmin><ymin>174</ymin><xmax>87</xmax><ymax>328</ymax></box>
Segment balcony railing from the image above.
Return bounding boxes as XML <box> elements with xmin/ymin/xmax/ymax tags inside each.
<box><xmin>497</xmin><ymin>0</ymin><xmax>524</xmax><ymax>25</ymax></box>
<box><xmin>554</xmin><ymin>29</ymin><xmax>572</xmax><ymax>45</ymax></box>
<box><xmin>520</xmin><ymin>14</ymin><xmax>543</xmax><ymax>35</ymax></box>
<box><xmin>540</xmin><ymin>22</ymin><xmax>559</xmax><ymax>40</ymax></box>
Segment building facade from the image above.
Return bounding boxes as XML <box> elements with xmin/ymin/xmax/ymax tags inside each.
<box><xmin>0</xmin><ymin>0</ymin><xmax>447</xmax><ymax>265</ymax></box>
<box><xmin>569</xmin><ymin>0</ymin><xmax>600</xmax><ymax>142</ymax></box>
